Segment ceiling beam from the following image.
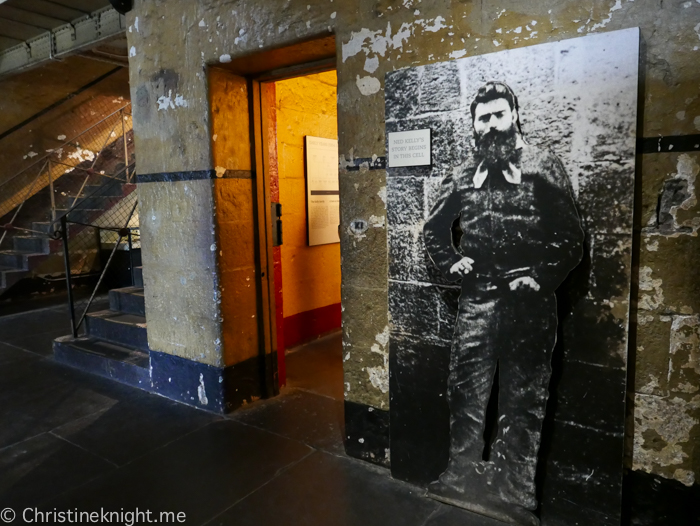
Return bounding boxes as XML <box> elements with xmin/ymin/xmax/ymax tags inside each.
<box><xmin>0</xmin><ymin>5</ymin><xmax>68</xmax><ymax>30</ymax></box>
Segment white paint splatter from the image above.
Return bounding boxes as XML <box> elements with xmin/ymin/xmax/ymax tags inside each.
<box><xmin>219</xmin><ymin>54</ymin><xmax>231</xmax><ymax>63</ymax></box>
<box><xmin>356</xmin><ymin>75</ymin><xmax>381</xmax><ymax>96</ymax></box>
<box><xmin>197</xmin><ymin>374</ymin><xmax>209</xmax><ymax>405</ymax></box>
<box><xmin>677</xmin><ymin>111</ymin><xmax>687</xmax><ymax>121</ymax></box>
<box><xmin>493</xmin><ymin>40</ymin><xmax>501</xmax><ymax>47</ymax></box>
<box><xmin>449</xmin><ymin>49</ymin><xmax>467</xmax><ymax>59</ymax></box>
<box><xmin>364</xmin><ymin>55</ymin><xmax>379</xmax><ymax>73</ymax></box>
<box><xmin>330</xmin><ymin>11</ymin><xmax>336</xmax><ymax>19</ymax></box>
<box><xmin>134</xmin><ymin>16</ymin><xmax>139</xmax><ymax>32</ymax></box>
<box><xmin>157</xmin><ymin>90</ymin><xmax>189</xmax><ymax>111</ymax></box>
<box><xmin>129</xmin><ymin>46</ymin><xmax>136</xmax><ymax>57</ymax></box>
<box><xmin>342</xmin><ymin>18</ymin><xmax>447</xmax><ymax>64</ymax></box>
<box><xmin>377</xmin><ymin>186</ymin><xmax>387</xmax><ymax>205</ymax></box>
<box><xmin>57</xmin><ymin>135</ymin><xmax>66</xmax><ymax>141</ymax></box>
<box><xmin>369</xmin><ymin>215</ymin><xmax>385</xmax><ymax>228</ymax></box>
<box><xmin>419</xmin><ymin>15</ymin><xmax>447</xmax><ymax>33</ymax></box>
<box><xmin>367</xmin><ymin>326</ymin><xmax>390</xmax><ymax>393</ymax></box>
<box><xmin>67</xmin><ymin>148</ymin><xmax>94</xmax><ymax>163</ymax></box>
<box><xmin>199</xmin><ymin>19</ymin><xmax>206</xmax><ymax>27</ymax></box>
<box><xmin>694</xmin><ymin>115</ymin><xmax>700</xmax><ymax>131</ymax></box>
<box><xmin>215</xmin><ymin>166</ymin><xmax>226</xmax><ymax>178</ymax></box>
<box><xmin>212</xmin><ymin>134</ymin><xmax>218</xmax><ymax>142</ymax></box>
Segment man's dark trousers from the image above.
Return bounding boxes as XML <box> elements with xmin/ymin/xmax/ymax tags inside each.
<box><xmin>444</xmin><ymin>282</ymin><xmax>557</xmax><ymax>510</ymax></box>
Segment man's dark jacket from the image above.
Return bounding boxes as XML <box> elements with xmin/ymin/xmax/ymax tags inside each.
<box><xmin>423</xmin><ymin>143</ymin><xmax>583</xmax><ymax>294</ymax></box>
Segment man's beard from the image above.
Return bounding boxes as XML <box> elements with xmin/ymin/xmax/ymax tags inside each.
<box><xmin>474</xmin><ymin>125</ymin><xmax>519</xmax><ymax>169</ymax></box>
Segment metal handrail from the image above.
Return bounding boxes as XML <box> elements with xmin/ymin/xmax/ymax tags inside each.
<box><xmin>62</xmin><ymin>201</ymin><xmax>140</xmax><ymax>337</ymax></box>
<box><xmin>0</xmin><ymin>103</ymin><xmax>132</xmax><ymax>192</ymax></box>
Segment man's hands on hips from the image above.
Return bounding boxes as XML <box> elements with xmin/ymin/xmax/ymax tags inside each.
<box><xmin>450</xmin><ymin>257</ymin><xmax>474</xmax><ymax>276</ymax></box>
<box><xmin>448</xmin><ymin>260</ymin><xmax>541</xmax><ymax>292</ymax></box>
<box><xmin>509</xmin><ymin>276</ymin><xmax>540</xmax><ymax>291</ymax></box>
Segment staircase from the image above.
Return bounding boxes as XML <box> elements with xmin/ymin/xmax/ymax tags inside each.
<box><xmin>0</xmin><ymin>180</ymin><xmax>135</xmax><ymax>298</ymax></box>
<box><xmin>0</xmin><ymin>103</ymin><xmax>135</xmax><ymax>301</ymax></box>
<box><xmin>54</xmin><ymin>266</ymin><xmax>151</xmax><ymax>389</ymax></box>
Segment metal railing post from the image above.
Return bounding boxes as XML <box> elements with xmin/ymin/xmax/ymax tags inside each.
<box><xmin>128</xmin><ymin>229</ymin><xmax>134</xmax><ymax>286</ymax></box>
<box><xmin>47</xmin><ymin>159</ymin><xmax>56</xmax><ymax>231</ymax></box>
<box><xmin>61</xmin><ymin>215</ymin><xmax>77</xmax><ymax>337</ymax></box>
<box><xmin>121</xmin><ymin>109</ymin><xmax>130</xmax><ymax>182</ymax></box>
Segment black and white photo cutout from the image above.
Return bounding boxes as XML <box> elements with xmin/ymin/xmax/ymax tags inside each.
<box><xmin>386</xmin><ymin>28</ymin><xmax>639</xmax><ymax>526</ymax></box>
<box><xmin>423</xmin><ymin>80</ymin><xmax>584</xmax><ymax>525</ymax></box>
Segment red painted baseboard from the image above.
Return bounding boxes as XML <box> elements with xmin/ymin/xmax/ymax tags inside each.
<box><xmin>283</xmin><ymin>303</ymin><xmax>342</xmax><ymax>349</ymax></box>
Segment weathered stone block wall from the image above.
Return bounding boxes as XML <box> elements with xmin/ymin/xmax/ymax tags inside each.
<box><xmin>126</xmin><ymin>0</ymin><xmax>700</xmax><ymax>485</ymax></box>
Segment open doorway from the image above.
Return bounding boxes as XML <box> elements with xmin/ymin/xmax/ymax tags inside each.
<box><xmin>265</xmin><ymin>71</ymin><xmax>343</xmax><ymax>400</ymax></box>
<box><xmin>208</xmin><ymin>36</ymin><xmax>343</xmax><ymax>408</ymax></box>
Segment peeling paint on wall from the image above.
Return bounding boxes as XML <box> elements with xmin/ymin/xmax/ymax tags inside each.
<box><xmin>197</xmin><ymin>373</ymin><xmax>209</xmax><ymax>405</ymax></box>
<box><xmin>157</xmin><ymin>90</ymin><xmax>189</xmax><ymax>111</ymax></box>
<box><xmin>633</xmin><ymin>392</ymin><xmax>699</xmax><ymax>486</ymax></box>
<box><xmin>356</xmin><ymin>75</ymin><xmax>381</xmax><ymax>96</ymax></box>
<box><xmin>639</xmin><ymin>266</ymin><xmax>665</xmax><ymax>311</ymax></box>
<box><xmin>366</xmin><ymin>326</ymin><xmax>390</xmax><ymax>397</ymax></box>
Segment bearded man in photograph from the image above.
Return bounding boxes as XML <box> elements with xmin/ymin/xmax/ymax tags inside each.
<box><xmin>423</xmin><ymin>81</ymin><xmax>584</xmax><ymax>526</ymax></box>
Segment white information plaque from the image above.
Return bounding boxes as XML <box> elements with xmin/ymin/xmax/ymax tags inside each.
<box><xmin>387</xmin><ymin>129</ymin><xmax>432</xmax><ymax>168</ymax></box>
<box><xmin>305</xmin><ymin>136</ymin><xmax>340</xmax><ymax>246</ymax></box>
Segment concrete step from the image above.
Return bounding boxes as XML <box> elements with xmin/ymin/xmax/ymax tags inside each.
<box><xmin>0</xmin><ymin>251</ymin><xmax>48</xmax><ymax>271</ymax></box>
<box><xmin>0</xmin><ymin>267</ymin><xmax>26</xmax><ymax>289</ymax></box>
<box><xmin>0</xmin><ymin>251</ymin><xmax>30</xmax><ymax>269</ymax></box>
<box><xmin>53</xmin><ymin>335</ymin><xmax>151</xmax><ymax>390</ymax></box>
<box><xmin>68</xmin><ymin>195</ymin><xmax>112</xmax><ymax>209</ymax></box>
<box><xmin>84</xmin><ymin>310</ymin><xmax>148</xmax><ymax>351</ymax></box>
<box><xmin>12</xmin><ymin>236</ymin><xmax>49</xmax><ymax>254</ymax></box>
<box><xmin>109</xmin><ymin>286</ymin><xmax>145</xmax><ymax>316</ymax></box>
<box><xmin>54</xmin><ymin>208</ymin><xmax>102</xmax><ymax>224</ymax></box>
<box><xmin>83</xmin><ymin>184</ymin><xmax>127</xmax><ymax>198</ymax></box>
<box><xmin>32</xmin><ymin>222</ymin><xmax>56</xmax><ymax>236</ymax></box>
<box><xmin>133</xmin><ymin>266</ymin><xmax>143</xmax><ymax>287</ymax></box>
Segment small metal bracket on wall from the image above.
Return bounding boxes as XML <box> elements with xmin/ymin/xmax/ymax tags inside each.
<box><xmin>271</xmin><ymin>202</ymin><xmax>283</xmax><ymax>247</ymax></box>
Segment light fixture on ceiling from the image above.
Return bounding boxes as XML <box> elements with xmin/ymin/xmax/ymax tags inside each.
<box><xmin>109</xmin><ymin>0</ymin><xmax>133</xmax><ymax>15</ymax></box>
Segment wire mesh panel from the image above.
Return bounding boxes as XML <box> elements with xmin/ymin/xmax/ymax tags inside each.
<box><xmin>0</xmin><ymin>104</ymin><xmax>134</xmax><ymax>252</ymax></box>
<box><xmin>0</xmin><ymin>102</ymin><xmax>139</xmax><ymax>331</ymax></box>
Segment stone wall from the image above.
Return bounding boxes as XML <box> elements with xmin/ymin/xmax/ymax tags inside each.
<box><xmin>125</xmin><ymin>0</ymin><xmax>700</xmax><ymax>486</ymax></box>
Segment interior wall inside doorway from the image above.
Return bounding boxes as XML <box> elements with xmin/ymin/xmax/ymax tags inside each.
<box><xmin>209</xmin><ymin>67</ymin><xmax>261</xmax><ymax>369</ymax></box>
<box><xmin>275</xmin><ymin>71</ymin><xmax>340</xmax><ymax>350</ymax></box>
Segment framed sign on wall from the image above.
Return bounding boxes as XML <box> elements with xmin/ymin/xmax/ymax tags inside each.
<box><xmin>305</xmin><ymin>136</ymin><xmax>340</xmax><ymax>246</ymax></box>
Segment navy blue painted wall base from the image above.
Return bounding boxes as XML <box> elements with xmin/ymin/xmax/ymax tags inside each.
<box><xmin>344</xmin><ymin>401</ymin><xmax>390</xmax><ymax>467</ymax></box>
<box><xmin>54</xmin><ymin>339</ymin><xmax>274</xmax><ymax>415</ymax></box>
<box><xmin>150</xmin><ymin>351</ymin><xmax>274</xmax><ymax>413</ymax></box>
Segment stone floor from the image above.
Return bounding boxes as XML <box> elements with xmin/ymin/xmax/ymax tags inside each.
<box><xmin>0</xmin><ymin>305</ymin><xmax>502</xmax><ymax>526</ymax></box>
